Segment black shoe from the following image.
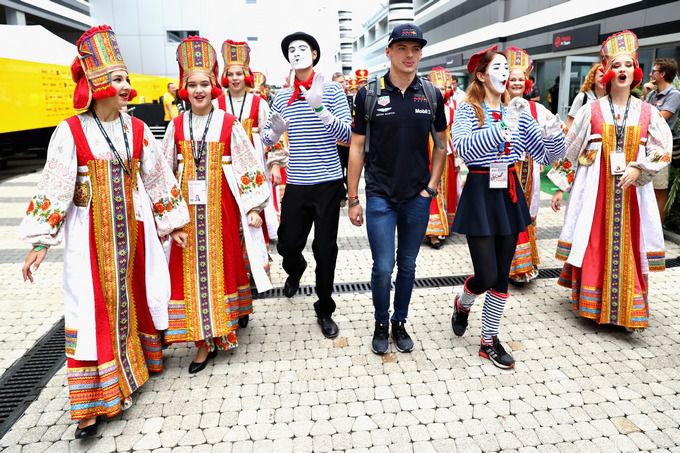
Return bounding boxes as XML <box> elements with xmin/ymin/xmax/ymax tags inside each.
<box><xmin>451</xmin><ymin>295</ymin><xmax>469</xmax><ymax>337</ymax></box>
<box><xmin>391</xmin><ymin>321</ymin><xmax>414</xmax><ymax>353</ymax></box>
<box><xmin>75</xmin><ymin>416</ymin><xmax>101</xmax><ymax>439</ymax></box>
<box><xmin>317</xmin><ymin>317</ymin><xmax>339</xmax><ymax>339</ymax></box>
<box><xmin>283</xmin><ymin>259</ymin><xmax>307</xmax><ymax>298</ymax></box>
<box><xmin>428</xmin><ymin>238</ymin><xmax>443</xmax><ymax>249</ymax></box>
<box><xmin>159</xmin><ymin>330</ymin><xmax>168</xmax><ymax>350</ymax></box>
<box><xmin>371</xmin><ymin>321</ymin><xmax>389</xmax><ymax>355</ymax></box>
<box><xmin>188</xmin><ymin>348</ymin><xmax>218</xmax><ymax>374</ymax></box>
<box><xmin>238</xmin><ymin>315</ymin><xmax>249</xmax><ymax>328</ymax></box>
<box><xmin>479</xmin><ymin>336</ymin><xmax>515</xmax><ymax>369</ymax></box>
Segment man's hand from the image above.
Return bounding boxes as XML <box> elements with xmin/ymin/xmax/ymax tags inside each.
<box><xmin>22</xmin><ymin>247</ymin><xmax>48</xmax><ymax>283</ymax></box>
<box><xmin>348</xmin><ymin>203</ymin><xmax>363</xmax><ymax>227</ymax></box>
<box><xmin>271</xmin><ymin>164</ymin><xmax>282</xmax><ymax>186</ymax></box>
<box><xmin>247</xmin><ymin>210</ymin><xmax>263</xmax><ymax>228</ymax></box>
<box><xmin>300</xmin><ymin>73</ymin><xmax>325</xmax><ymax>109</ymax></box>
<box><xmin>170</xmin><ymin>229</ymin><xmax>188</xmax><ymax>248</ymax></box>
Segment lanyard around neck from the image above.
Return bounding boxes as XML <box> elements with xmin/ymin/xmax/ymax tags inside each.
<box><xmin>92</xmin><ymin>110</ymin><xmax>132</xmax><ymax>175</ymax></box>
<box><xmin>607</xmin><ymin>95</ymin><xmax>631</xmax><ymax>148</ymax></box>
<box><xmin>228</xmin><ymin>92</ymin><xmax>247</xmax><ymax>122</ymax></box>
<box><xmin>188</xmin><ymin>108</ymin><xmax>213</xmax><ymax>166</ymax></box>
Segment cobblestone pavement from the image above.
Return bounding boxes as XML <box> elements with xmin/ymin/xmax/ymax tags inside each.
<box><xmin>1</xmin><ymin>165</ymin><xmax>680</xmax><ymax>453</ymax></box>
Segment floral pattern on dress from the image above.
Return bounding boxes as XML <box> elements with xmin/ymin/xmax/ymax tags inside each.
<box><xmin>547</xmin><ymin>158</ymin><xmax>576</xmax><ymax>192</ymax></box>
<box><xmin>238</xmin><ymin>170</ymin><xmax>267</xmax><ymax>195</ymax></box>
<box><xmin>153</xmin><ymin>185</ymin><xmax>183</xmax><ymax>217</ymax></box>
<box><xmin>26</xmin><ymin>194</ymin><xmax>66</xmax><ymax>229</ymax></box>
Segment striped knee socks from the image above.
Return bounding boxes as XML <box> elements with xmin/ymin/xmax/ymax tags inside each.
<box><xmin>457</xmin><ymin>277</ymin><xmax>479</xmax><ymax>311</ymax></box>
<box><xmin>481</xmin><ymin>289</ymin><xmax>509</xmax><ymax>345</ymax></box>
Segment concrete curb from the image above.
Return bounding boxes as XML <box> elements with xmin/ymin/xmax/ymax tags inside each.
<box><xmin>663</xmin><ymin>228</ymin><xmax>680</xmax><ymax>245</ymax></box>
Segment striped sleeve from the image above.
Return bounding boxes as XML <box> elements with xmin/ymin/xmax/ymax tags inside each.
<box><xmin>520</xmin><ymin>112</ymin><xmax>565</xmax><ymax>165</ymax></box>
<box><xmin>452</xmin><ymin>103</ymin><xmax>505</xmax><ymax>163</ymax></box>
<box><xmin>323</xmin><ymin>82</ymin><xmax>352</xmax><ymax>143</ymax></box>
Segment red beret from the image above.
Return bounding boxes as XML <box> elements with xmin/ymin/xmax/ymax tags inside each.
<box><xmin>467</xmin><ymin>44</ymin><xmax>499</xmax><ymax>74</ymax></box>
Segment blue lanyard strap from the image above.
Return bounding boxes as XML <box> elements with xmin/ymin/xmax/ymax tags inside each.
<box><xmin>482</xmin><ymin>102</ymin><xmax>508</xmax><ymax>157</ymax></box>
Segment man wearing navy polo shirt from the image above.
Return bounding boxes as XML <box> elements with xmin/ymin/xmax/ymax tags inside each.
<box><xmin>262</xmin><ymin>32</ymin><xmax>352</xmax><ymax>339</ymax></box>
<box><xmin>347</xmin><ymin>23</ymin><xmax>447</xmax><ymax>354</ymax></box>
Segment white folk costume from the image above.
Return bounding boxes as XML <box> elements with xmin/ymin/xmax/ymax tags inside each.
<box><xmin>214</xmin><ymin>39</ymin><xmax>284</xmax><ymax>242</ymax></box>
<box><xmin>505</xmin><ymin>47</ymin><xmax>554</xmax><ymax>283</ymax></box>
<box><xmin>162</xmin><ymin>36</ymin><xmax>271</xmax><ymax>351</ymax></box>
<box><xmin>425</xmin><ymin>67</ymin><xmax>459</xmax><ymax>239</ymax></box>
<box><xmin>19</xmin><ymin>25</ymin><xmax>189</xmax><ymax>420</ymax></box>
<box><xmin>548</xmin><ymin>30</ymin><xmax>672</xmax><ymax>328</ymax></box>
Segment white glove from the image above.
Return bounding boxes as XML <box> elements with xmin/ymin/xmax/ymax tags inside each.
<box><xmin>508</xmin><ymin>96</ymin><xmax>530</xmax><ymax>114</ymax></box>
<box><xmin>300</xmin><ymin>73</ymin><xmax>324</xmax><ymax>110</ymax></box>
<box><xmin>503</xmin><ymin>97</ymin><xmax>528</xmax><ymax>133</ymax></box>
<box><xmin>542</xmin><ymin>113</ymin><xmax>564</xmax><ymax>138</ymax></box>
<box><xmin>267</xmin><ymin>112</ymin><xmax>289</xmax><ymax>143</ymax></box>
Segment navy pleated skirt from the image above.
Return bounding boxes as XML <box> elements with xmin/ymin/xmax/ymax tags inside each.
<box><xmin>452</xmin><ymin>165</ymin><xmax>531</xmax><ymax>236</ymax></box>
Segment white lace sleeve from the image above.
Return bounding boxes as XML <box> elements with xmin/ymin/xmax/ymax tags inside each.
<box><xmin>18</xmin><ymin>121</ymin><xmax>77</xmax><ymax>246</ymax></box>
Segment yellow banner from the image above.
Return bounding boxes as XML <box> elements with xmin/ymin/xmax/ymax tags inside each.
<box><xmin>0</xmin><ymin>58</ymin><xmax>175</xmax><ymax>133</ymax></box>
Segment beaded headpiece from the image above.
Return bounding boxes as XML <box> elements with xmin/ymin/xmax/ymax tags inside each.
<box><xmin>176</xmin><ymin>36</ymin><xmax>222</xmax><ymax>100</ymax></box>
<box><xmin>428</xmin><ymin>66</ymin><xmax>449</xmax><ymax>89</ymax></box>
<box><xmin>221</xmin><ymin>40</ymin><xmax>253</xmax><ymax>87</ymax></box>
<box><xmin>599</xmin><ymin>30</ymin><xmax>643</xmax><ymax>89</ymax></box>
<box><xmin>505</xmin><ymin>47</ymin><xmax>532</xmax><ymax>75</ymax></box>
<box><xmin>71</xmin><ymin>25</ymin><xmax>134</xmax><ymax>110</ymax></box>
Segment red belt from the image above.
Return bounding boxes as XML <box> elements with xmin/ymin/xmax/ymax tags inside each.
<box><xmin>469</xmin><ymin>167</ymin><xmax>518</xmax><ymax>204</ymax></box>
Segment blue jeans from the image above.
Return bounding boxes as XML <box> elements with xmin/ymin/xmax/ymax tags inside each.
<box><xmin>366</xmin><ymin>194</ymin><xmax>431</xmax><ymax>323</ymax></box>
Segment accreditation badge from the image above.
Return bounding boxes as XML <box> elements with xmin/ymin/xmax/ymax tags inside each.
<box><xmin>132</xmin><ymin>189</ymin><xmax>144</xmax><ymax>221</ymax></box>
<box><xmin>609</xmin><ymin>153</ymin><xmax>626</xmax><ymax>176</ymax></box>
<box><xmin>489</xmin><ymin>162</ymin><xmax>508</xmax><ymax>189</ymax></box>
<box><xmin>188</xmin><ymin>180</ymin><xmax>207</xmax><ymax>205</ymax></box>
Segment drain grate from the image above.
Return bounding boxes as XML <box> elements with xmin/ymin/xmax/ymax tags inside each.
<box><xmin>255</xmin><ymin>257</ymin><xmax>680</xmax><ymax>299</ymax></box>
<box><xmin>0</xmin><ymin>318</ymin><xmax>66</xmax><ymax>438</ymax></box>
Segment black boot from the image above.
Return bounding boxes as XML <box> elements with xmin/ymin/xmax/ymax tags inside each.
<box><xmin>317</xmin><ymin>317</ymin><xmax>339</xmax><ymax>339</ymax></box>
<box><xmin>188</xmin><ymin>348</ymin><xmax>218</xmax><ymax>374</ymax></box>
<box><xmin>371</xmin><ymin>321</ymin><xmax>389</xmax><ymax>355</ymax></box>
<box><xmin>238</xmin><ymin>315</ymin><xmax>249</xmax><ymax>328</ymax></box>
<box><xmin>391</xmin><ymin>321</ymin><xmax>414</xmax><ymax>353</ymax></box>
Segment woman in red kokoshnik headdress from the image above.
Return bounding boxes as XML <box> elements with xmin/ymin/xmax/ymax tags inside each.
<box><xmin>161</xmin><ymin>36</ymin><xmax>271</xmax><ymax>374</ymax></box>
<box><xmin>19</xmin><ymin>25</ymin><xmax>189</xmax><ymax>438</ymax></box>
<box><xmin>549</xmin><ymin>30</ymin><xmax>672</xmax><ymax>330</ymax></box>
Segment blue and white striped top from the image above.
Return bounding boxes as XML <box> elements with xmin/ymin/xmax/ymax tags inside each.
<box><xmin>452</xmin><ymin>102</ymin><xmax>565</xmax><ymax>167</ymax></box>
<box><xmin>262</xmin><ymin>82</ymin><xmax>352</xmax><ymax>185</ymax></box>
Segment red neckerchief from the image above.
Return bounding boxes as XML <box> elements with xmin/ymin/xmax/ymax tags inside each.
<box><xmin>288</xmin><ymin>71</ymin><xmax>315</xmax><ymax>106</ymax></box>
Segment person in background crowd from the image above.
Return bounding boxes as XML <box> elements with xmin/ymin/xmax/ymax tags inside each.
<box><xmin>548</xmin><ymin>76</ymin><xmax>560</xmax><ymax>114</ymax></box>
<box><xmin>642</xmin><ymin>57</ymin><xmax>680</xmax><ymax>223</ymax></box>
<box><xmin>348</xmin><ymin>23</ymin><xmax>447</xmax><ymax>355</ymax></box>
<box><xmin>505</xmin><ymin>47</ymin><xmax>564</xmax><ymax>286</ymax></box>
<box><xmin>161</xmin><ymin>36</ymin><xmax>271</xmax><ymax>373</ymax></box>
<box><xmin>356</xmin><ymin>68</ymin><xmax>369</xmax><ymax>89</ymax></box>
<box><xmin>524</xmin><ymin>75</ymin><xmax>541</xmax><ymax>102</ymax></box>
<box><xmin>450</xmin><ymin>45</ymin><xmax>565</xmax><ymax>369</ymax></box>
<box><xmin>549</xmin><ymin>30</ymin><xmax>672</xmax><ymax>331</ymax></box>
<box><xmin>262</xmin><ymin>32</ymin><xmax>352</xmax><ymax>339</ymax></box>
<box><xmin>450</xmin><ymin>74</ymin><xmax>465</xmax><ymax>104</ymax></box>
<box><xmin>333</xmin><ymin>71</ymin><xmax>352</xmax><ymax>207</ymax></box>
<box><xmin>20</xmin><ymin>25</ymin><xmax>189</xmax><ymax>438</ymax></box>
<box><xmin>566</xmin><ymin>63</ymin><xmax>606</xmax><ymax>130</ymax></box>
<box><xmin>163</xmin><ymin>81</ymin><xmax>179</xmax><ymax>122</ymax></box>
<box><xmin>425</xmin><ymin>66</ymin><xmax>459</xmax><ymax>249</ymax></box>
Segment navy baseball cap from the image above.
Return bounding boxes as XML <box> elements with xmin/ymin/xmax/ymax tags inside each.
<box><xmin>387</xmin><ymin>23</ymin><xmax>427</xmax><ymax>47</ymax></box>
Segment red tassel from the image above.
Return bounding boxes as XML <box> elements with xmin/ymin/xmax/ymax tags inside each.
<box><xmin>128</xmin><ymin>89</ymin><xmax>137</xmax><ymax>102</ymax></box>
<box><xmin>210</xmin><ymin>86</ymin><xmax>222</xmax><ymax>98</ymax></box>
<box><xmin>221</xmin><ymin>76</ymin><xmax>229</xmax><ymax>87</ymax></box>
<box><xmin>244</xmin><ymin>75</ymin><xmax>254</xmax><ymax>88</ymax></box>
<box><xmin>632</xmin><ymin>67</ymin><xmax>643</xmax><ymax>88</ymax></box>
<box><xmin>178</xmin><ymin>88</ymin><xmax>189</xmax><ymax>101</ymax></box>
<box><xmin>601</xmin><ymin>69</ymin><xmax>616</xmax><ymax>86</ymax></box>
<box><xmin>73</xmin><ymin>77</ymin><xmax>91</xmax><ymax>110</ymax></box>
<box><xmin>524</xmin><ymin>78</ymin><xmax>533</xmax><ymax>94</ymax></box>
<box><xmin>92</xmin><ymin>85</ymin><xmax>117</xmax><ymax>100</ymax></box>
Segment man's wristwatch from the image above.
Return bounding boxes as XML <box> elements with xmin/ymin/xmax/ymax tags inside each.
<box><xmin>424</xmin><ymin>186</ymin><xmax>437</xmax><ymax>197</ymax></box>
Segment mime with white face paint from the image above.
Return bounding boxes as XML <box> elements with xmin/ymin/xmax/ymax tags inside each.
<box><xmin>449</xmin><ymin>46</ymin><xmax>565</xmax><ymax>369</ymax></box>
<box><xmin>261</xmin><ymin>32</ymin><xmax>352</xmax><ymax>340</ymax></box>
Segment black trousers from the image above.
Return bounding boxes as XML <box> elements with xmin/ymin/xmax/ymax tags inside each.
<box><xmin>277</xmin><ymin>180</ymin><xmax>344</xmax><ymax>317</ymax></box>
